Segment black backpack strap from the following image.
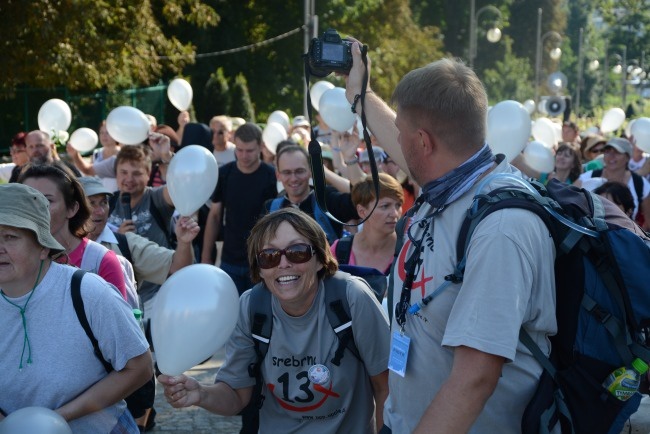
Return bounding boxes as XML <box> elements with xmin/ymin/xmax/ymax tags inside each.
<box><xmin>324</xmin><ymin>272</ymin><xmax>361</xmax><ymax>366</ymax></box>
<box><xmin>149</xmin><ymin>201</ymin><xmax>174</xmax><ymax>248</ymax></box>
<box><xmin>334</xmin><ymin>235</ymin><xmax>354</xmax><ymax>265</ymax></box>
<box><xmin>631</xmin><ymin>172</ymin><xmax>644</xmax><ymax>204</ymax></box>
<box><xmin>592</xmin><ymin>168</ymin><xmax>603</xmax><ymax>178</ymax></box>
<box><xmin>113</xmin><ymin>231</ymin><xmax>133</xmax><ymax>265</ymax></box>
<box><xmin>70</xmin><ymin>269</ymin><xmax>113</xmax><ymax>373</ymax></box>
<box><xmin>248</xmin><ymin>283</ymin><xmax>272</xmax><ymax>409</ymax></box>
<box><xmin>387</xmin><ymin>216</ymin><xmax>408</xmax><ymax>325</ymax></box>
<box><xmin>108</xmin><ymin>191</ymin><xmax>119</xmax><ymax>216</ymax></box>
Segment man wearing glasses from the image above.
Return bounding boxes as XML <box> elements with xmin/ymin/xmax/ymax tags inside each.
<box><xmin>209</xmin><ymin>115</ymin><xmax>236</xmax><ymax>167</ymax></box>
<box><xmin>264</xmin><ymin>144</ymin><xmax>357</xmax><ymax>244</ymax></box>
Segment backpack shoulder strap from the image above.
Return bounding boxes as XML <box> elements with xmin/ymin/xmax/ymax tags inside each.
<box><xmin>247</xmin><ymin>282</ymin><xmax>273</xmax><ymax>409</ymax></box>
<box><xmin>113</xmin><ymin>231</ymin><xmax>133</xmax><ymax>265</ymax></box>
<box><xmin>592</xmin><ymin>168</ymin><xmax>603</xmax><ymax>178</ymax></box>
<box><xmin>149</xmin><ymin>200</ymin><xmax>174</xmax><ymax>247</ymax></box>
<box><xmin>108</xmin><ymin>191</ymin><xmax>119</xmax><ymax>216</ymax></box>
<box><xmin>311</xmin><ymin>194</ymin><xmax>338</xmax><ymax>244</ymax></box>
<box><xmin>70</xmin><ymin>269</ymin><xmax>113</xmax><ymax>373</ymax></box>
<box><xmin>269</xmin><ymin>197</ymin><xmax>284</xmax><ymax>212</ymax></box>
<box><xmin>79</xmin><ymin>239</ymin><xmax>109</xmax><ymax>273</ymax></box>
<box><xmin>631</xmin><ymin>172</ymin><xmax>644</xmax><ymax>203</ymax></box>
<box><xmin>324</xmin><ymin>272</ymin><xmax>361</xmax><ymax>366</ymax></box>
<box><xmin>334</xmin><ymin>235</ymin><xmax>354</xmax><ymax>265</ymax></box>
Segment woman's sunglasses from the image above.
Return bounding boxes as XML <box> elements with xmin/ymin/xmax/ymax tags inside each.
<box><xmin>256</xmin><ymin>243</ymin><xmax>315</xmax><ymax>269</ymax></box>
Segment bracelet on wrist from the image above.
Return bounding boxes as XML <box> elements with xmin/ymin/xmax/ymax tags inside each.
<box><xmin>350</xmin><ymin>90</ymin><xmax>373</xmax><ymax>114</ymax></box>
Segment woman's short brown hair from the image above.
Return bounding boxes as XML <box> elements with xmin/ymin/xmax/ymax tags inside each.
<box><xmin>247</xmin><ymin>207</ymin><xmax>338</xmax><ymax>283</ymax></box>
<box><xmin>351</xmin><ymin>172</ymin><xmax>404</xmax><ymax>207</ymax></box>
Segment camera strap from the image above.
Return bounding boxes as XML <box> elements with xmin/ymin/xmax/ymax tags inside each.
<box><xmin>303</xmin><ymin>45</ymin><xmax>381</xmax><ymax>227</ymax></box>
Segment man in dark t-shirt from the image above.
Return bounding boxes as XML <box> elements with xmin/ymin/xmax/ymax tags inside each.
<box><xmin>201</xmin><ymin>123</ymin><xmax>277</xmax><ymax>294</ymax></box>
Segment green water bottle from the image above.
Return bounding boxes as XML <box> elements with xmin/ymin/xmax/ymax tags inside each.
<box><xmin>133</xmin><ymin>308</ymin><xmax>144</xmax><ymax>333</ymax></box>
<box><xmin>602</xmin><ymin>358</ymin><xmax>649</xmax><ymax>401</ymax></box>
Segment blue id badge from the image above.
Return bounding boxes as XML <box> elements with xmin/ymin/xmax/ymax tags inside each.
<box><xmin>388</xmin><ymin>331</ymin><xmax>411</xmax><ymax>377</ymax></box>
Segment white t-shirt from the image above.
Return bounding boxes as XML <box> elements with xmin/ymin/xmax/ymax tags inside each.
<box><xmin>0</xmin><ymin>262</ymin><xmax>149</xmax><ymax>433</ymax></box>
<box><xmin>579</xmin><ymin>170</ymin><xmax>650</xmax><ymax>219</ymax></box>
<box><xmin>213</xmin><ymin>142</ymin><xmax>236</xmax><ymax>167</ymax></box>
<box><xmin>383</xmin><ymin>161</ymin><xmax>557</xmax><ymax>434</ymax></box>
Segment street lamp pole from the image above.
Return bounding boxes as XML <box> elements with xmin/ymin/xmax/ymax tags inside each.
<box><xmin>468</xmin><ymin>0</ymin><xmax>502</xmax><ymax>69</ymax></box>
<box><xmin>303</xmin><ymin>0</ymin><xmax>317</xmax><ymax>116</ymax></box>
<box><xmin>534</xmin><ymin>8</ymin><xmax>542</xmax><ymax>106</ymax></box>
<box><xmin>622</xmin><ymin>46</ymin><xmax>628</xmax><ymax>108</ymax></box>
<box><xmin>576</xmin><ymin>27</ymin><xmax>584</xmax><ymax>117</ymax></box>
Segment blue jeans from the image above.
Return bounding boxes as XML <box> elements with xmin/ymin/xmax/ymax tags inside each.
<box><xmin>219</xmin><ymin>261</ymin><xmax>253</xmax><ymax>296</ymax></box>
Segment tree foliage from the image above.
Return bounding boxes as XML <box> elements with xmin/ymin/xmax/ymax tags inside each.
<box><xmin>482</xmin><ymin>36</ymin><xmax>534</xmax><ymax>103</ymax></box>
<box><xmin>230</xmin><ymin>73</ymin><xmax>255</xmax><ymax>121</ymax></box>
<box><xmin>0</xmin><ymin>0</ymin><xmax>218</xmax><ymax>92</ymax></box>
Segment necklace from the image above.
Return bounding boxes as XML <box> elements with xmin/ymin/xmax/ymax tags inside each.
<box><xmin>1</xmin><ymin>260</ymin><xmax>44</xmax><ymax>370</ymax></box>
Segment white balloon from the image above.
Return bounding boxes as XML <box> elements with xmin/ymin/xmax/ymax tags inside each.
<box><xmin>310</xmin><ymin>81</ymin><xmax>335</xmax><ymax>111</ymax></box>
<box><xmin>318</xmin><ymin>87</ymin><xmax>357</xmax><ymax>133</ymax></box>
<box><xmin>630</xmin><ymin>117</ymin><xmax>650</xmax><ymax>153</ymax></box>
<box><xmin>167</xmin><ymin>78</ymin><xmax>193</xmax><ymax>111</ymax></box>
<box><xmin>600</xmin><ymin>108</ymin><xmax>626</xmax><ymax>134</ymax></box>
<box><xmin>106</xmin><ymin>106</ymin><xmax>151</xmax><ymax>145</ymax></box>
<box><xmin>166</xmin><ymin>145</ymin><xmax>218</xmax><ymax>216</ymax></box>
<box><xmin>537</xmin><ymin>100</ymin><xmax>548</xmax><ymax>115</ymax></box>
<box><xmin>486</xmin><ymin>100</ymin><xmax>531</xmax><ymax>162</ymax></box>
<box><xmin>38</xmin><ymin>99</ymin><xmax>72</xmax><ymax>134</ymax></box>
<box><xmin>152</xmin><ymin>264</ymin><xmax>239</xmax><ymax>376</ymax></box>
<box><xmin>0</xmin><ymin>407</ymin><xmax>72</xmax><ymax>434</ymax></box>
<box><xmin>532</xmin><ymin>118</ymin><xmax>557</xmax><ymax>148</ymax></box>
<box><xmin>523</xmin><ymin>99</ymin><xmax>536</xmax><ymax>115</ymax></box>
<box><xmin>553</xmin><ymin>121</ymin><xmax>562</xmax><ymax>143</ymax></box>
<box><xmin>262</xmin><ymin>122</ymin><xmax>288</xmax><ymax>154</ymax></box>
<box><xmin>523</xmin><ymin>141</ymin><xmax>555</xmax><ymax>173</ymax></box>
<box><xmin>68</xmin><ymin>128</ymin><xmax>98</xmax><ymax>153</ymax></box>
<box><xmin>267</xmin><ymin>111</ymin><xmax>290</xmax><ymax>132</ymax></box>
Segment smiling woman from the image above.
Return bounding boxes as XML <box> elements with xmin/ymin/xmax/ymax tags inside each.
<box><xmin>158</xmin><ymin>207</ymin><xmax>391</xmax><ymax>434</ymax></box>
<box><xmin>0</xmin><ymin>183</ymin><xmax>152</xmax><ymax>433</ymax></box>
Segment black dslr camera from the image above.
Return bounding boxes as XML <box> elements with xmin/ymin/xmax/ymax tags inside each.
<box><xmin>307</xmin><ymin>28</ymin><xmax>353</xmax><ymax>77</ymax></box>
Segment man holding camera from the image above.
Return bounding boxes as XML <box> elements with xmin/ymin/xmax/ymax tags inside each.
<box><xmin>341</xmin><ymin>38</ymin><xmax>556</xmax><ymax>433</ymax></box>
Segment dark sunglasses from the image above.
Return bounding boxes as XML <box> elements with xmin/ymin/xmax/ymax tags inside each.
<box><xmin>590</xmin><ymin>147</ymin><xmax>605</xmax><ymax>154</ymax></box>
<box><xmin>257</xmin><ymin>243</ymin><xmax>315</xmax><ymax>269</ymax></box>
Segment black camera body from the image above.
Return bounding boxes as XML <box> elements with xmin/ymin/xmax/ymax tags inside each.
<box><xmin>307</xmin><ymin>29</ymin><xmax>353</xmax><ymax>77</ymax></box>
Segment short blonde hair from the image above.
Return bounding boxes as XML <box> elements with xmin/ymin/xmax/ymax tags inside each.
<box><xmin>209</xmin><ymin>115</ymin><xmax>232</xmax><ymax>132</ymax></box>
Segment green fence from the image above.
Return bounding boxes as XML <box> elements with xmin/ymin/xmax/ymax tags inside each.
<box><xmin>0</xmin><ymin>84</ymin><xmax>170</xmax><ymax>155</ymax></box>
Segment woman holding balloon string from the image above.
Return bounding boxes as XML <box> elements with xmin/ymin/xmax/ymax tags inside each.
<box><xmin>0</xmin><ymin>183</ymin><xmax>151</xmax><ymax>433</ymax></box>
<box><xmin>67</xmin><ymin>121</ymin><xmax>121</xmax><ymax>192</ymax></box>
<box><xmin>159</xmin><ymin>207</ymin><xmax>390</xmax><ymax>433</ymax></box>
<box><xmin>513</xmin><ymin>143</ymin><xmax>583</xmax><ymax>187</ymax></box>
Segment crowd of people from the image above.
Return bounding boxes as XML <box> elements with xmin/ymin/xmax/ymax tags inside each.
<box><xmin>2</xmin><ymin>34</ymin><xmax>650</xmax><ymax>434</ymax></box>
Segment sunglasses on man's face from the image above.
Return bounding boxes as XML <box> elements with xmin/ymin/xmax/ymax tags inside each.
<box><xmin>256</xmin><ymin>243</ymin><xmax>315</xmax><ymax>269</ymax></box>
<box><xmin>590</xmin><ymin>147</ymin><xmax>605</xmax><ymax>154</ymax></box>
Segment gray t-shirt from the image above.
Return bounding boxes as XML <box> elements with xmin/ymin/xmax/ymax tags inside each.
<box><xmin>0</xmin><ymin>262</ymin><xmax>149</xmax><ymax>433</ymax></box>
<box><xmin>216</xmin><ymin>274</ymin><xmax>390</xmax><ymax>434</ymax></box>
<box><xmin>384</xmin><ymin>161</ymin><xmax>557</xmax><ymax>434</ymax></box>
<box><xmin>107</xmin><ymin>186</ymin><xmax>174</xmax><ymax>304</ymax></box>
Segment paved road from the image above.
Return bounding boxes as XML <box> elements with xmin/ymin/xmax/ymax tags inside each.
<box><xmin>150</xmin><ymin>348</ymin><xmax>242</xmax><ymax>433</ymax></box>
<box><xmin>149</xmin><ymin>347</ymin><xmax>650</xmax><ymax>434</ymax></box>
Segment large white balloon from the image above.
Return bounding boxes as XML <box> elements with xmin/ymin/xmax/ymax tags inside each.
<box><xmin>310</xmin><ymin>81</ymin><xmax>335</xmax><ymax>111</ymax></box>
<box><xmin>267</xmin><ymin>111</ymin><xmax>290</xmax><ymax>133</ymax></box>
<box><xmin>262</xmin><ymin>122</ymin><xmax>288</xmax><ymax>154</ymax></box>
<box><xmin>167</xmin><ymin>78</ymin><xmax>193</xmax><ymax>111</ymax></box>
<box><xmin>106</xmin><ymin>106</ymin><xmax>151</xmax><ymax>145</ymax></box>
<box><xmin>532</xmin><ymin>118</ymin><xmax>557</xmax><ymax>148</ymax></box>
<box><xmin>318</xmin><ymin>87</ymin><xmax>357</xmax><ymax>133</ymax></box>
<box><xmin>631</xmin><ymin>117</ymin><xmax>650</xmax><ymax>153</ymax></box>
<box><xmin>0</xmin><ymin>407</ymin><xmax>72</xmax><ymax>434</ymax></box>
<box><xmin>523</xmin><ymin>99</ymin><xmax>536</xmax><ymax>115</ymax></box>
<box><xmin>38</xmin><ymin>99</ymin><xmax>72</xmax><ymax>134</ymax></box>
<box><xmin>166</xmin><ymin>145</ymin><xmax>218</xmax><ymax>216</ymax></box>
<box><xmin>600</xmin><ymin>108</ymin><xmax>626</xmax><ymax>134</ymax></box>
<box><xmin>523</xmin><ymin>141</ymin><xmax>555</xmax><ymax>173</ymax></box>
<box><xmin>152</xmin><ymin>264</ymin><xmax>239</xmax><ymax>376</ymax></box>
<box><xmin>68</xmin><ymin>128</ymin><xmax>98</xmax><ymax>153</ymax></box>
<box><xmin>486</xmin><ymin>100</ymin><xmax>531</xmax><ymax>161</ymax></box>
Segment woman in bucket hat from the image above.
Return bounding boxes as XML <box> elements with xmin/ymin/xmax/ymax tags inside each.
<box><xmin>0</xmin><ymin>183</ymin><xmax>152</xmax><ymax>433</ymax></box>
